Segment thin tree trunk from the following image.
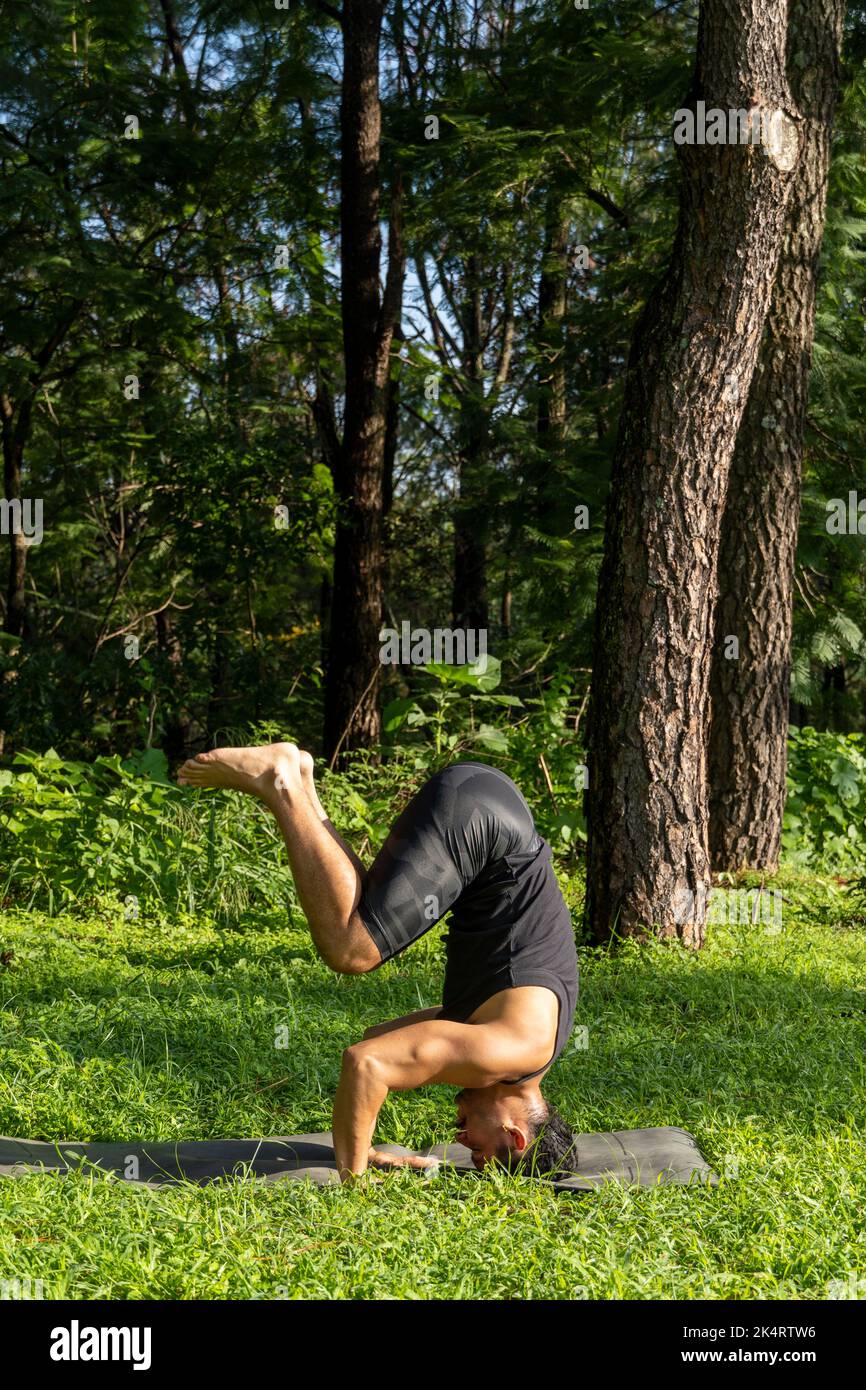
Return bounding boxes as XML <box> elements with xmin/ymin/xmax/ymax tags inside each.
<box><xmin>1</xmin><ymin>397</ymin><xmax>30</xmax><ymax>639</ymax></box>
<box><xmin>537</xmin><ymin>201</ymin><xmax>569</xmax><ymax>518</ymax></box>
<box><xmin>324</xmin><ymin>0</ymin><xmax>398</xmax><ymax>763</ymax></box>
<box><xmin>0</xmin><ymin>304</ymin><xmax>83</xmax><ymax>661</ymax></box>
<box><xmin>536</xmin><ymin>204</ymin><xmax>569</xmax><ymax>444</ymax></box>
<box><xmin>158</xmin><ymin>0</ymin><xmax>246</xmax><ymax>735</ymax></box>
<box><xmin>319</xmin><ymin>573</ymin><xmax>332</xmax><ymax>678</ymax></box>
<box><xmin>206</xmin><ymin>595</ymin><xmax>233</xmax><ymax>743</ymax></box>
<box><xmin>452</xmin><ymin>255</ymin><xmax>489</xmax><ymax>632</ymax></box>
<box><xmin>584</xmin><ymin>0</ymin><xmax>800</xmax><ymax>946</ymax></box>
<box><xmin>382</xmin><ymin>309</ymin><xmax>403</xmax><ymax>633</ymax></box>
<box><xmin>383</xmin><ymin>2</ymin><xmax>406</xmax><ymax>526</ymax></box>
<box><xmin>383</xmin><ymin>318</ymin><xmax>402</xmax><ymax>521</ymax></box>
<box><xmin>501</xmin><ymin>576</ymin><xmax>512</xmax><ymax>639</ymax></box>
<box><xmin>155</xmin><ymin>607</ymin><xmax>189</xmax><ymax>760</ymax></box>
<box><xmin>708</xmin><ymin>0</ymin><xmax>845</xmax><ymax>871</ymax></box>
<box><xmin>821</xmin><ymin>660</ymin><xmax>846</xmax><ymax>730</ymax></box>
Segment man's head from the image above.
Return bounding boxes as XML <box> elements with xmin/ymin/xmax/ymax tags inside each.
<box><xmin>454</xmin><ymin>1086</ymin><xmax>578</xmax><ymax>1176</ymax></box>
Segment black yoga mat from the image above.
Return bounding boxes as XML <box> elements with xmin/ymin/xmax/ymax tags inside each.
<box><xmin>0</xmin><ymin>1127</ymin><xmax>717</xmax><ymax>1192</ymax></box>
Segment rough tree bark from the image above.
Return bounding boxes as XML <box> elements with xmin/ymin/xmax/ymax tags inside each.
<box><xmin>584</xmin><ymin>0</ymin><xmax>800</xmax><ymax>946</ymax></box>
<box><xmin>708</xmin><ymin>0</ymin><xmax>846</xmax><ymax>872</ymax></box>
<box><xmin>323</xmin><ymin>0</ymin><xmax>401</xmax><ymax>764</ymax></box>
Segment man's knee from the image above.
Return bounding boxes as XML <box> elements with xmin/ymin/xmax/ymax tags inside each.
<box><xmin>329</xmin><ymin>955</ymin><xmax>376</xmax><ymax>976</ymax></box>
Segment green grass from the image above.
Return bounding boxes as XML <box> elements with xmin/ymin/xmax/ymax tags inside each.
<box><xmin>0</xmin><ymin>869</ymin><xmax>864</xmax><ymax>1300</ymax></box>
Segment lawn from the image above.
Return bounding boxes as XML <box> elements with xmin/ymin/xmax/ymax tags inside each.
<box><xmin>0</xmin><ymin>869</ymin><xmax>863</xmax><ymax>1300</ymax></box>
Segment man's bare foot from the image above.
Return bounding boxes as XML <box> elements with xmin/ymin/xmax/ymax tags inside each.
<box><xmin>176</xmin><ymin>741</ymin><xmax>302</xmax><ymax>803</ymax></box>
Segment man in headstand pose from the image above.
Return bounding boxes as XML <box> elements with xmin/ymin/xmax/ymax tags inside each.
<box><xmin>177</xmin><ymin>744</ymin><xmax>579</xmax><ymax>1182</ymax></box>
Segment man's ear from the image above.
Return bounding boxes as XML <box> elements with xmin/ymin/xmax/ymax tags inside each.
<box><xmin>504</xmin><ymin>1125</ymin><xmax>529</xmax><ymax>1153</ymax></box>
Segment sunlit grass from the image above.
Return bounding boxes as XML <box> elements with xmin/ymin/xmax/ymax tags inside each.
<box><xmin>0</xmin><ymin>867</ymin><xmax>863</xmax><ymax>1299</ymax></box>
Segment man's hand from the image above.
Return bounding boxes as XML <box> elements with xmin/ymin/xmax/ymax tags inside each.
<box><xmin>366</xmin><ymin>1148</ymin><xmax>438</xmax><ymax>1173</ymax></box>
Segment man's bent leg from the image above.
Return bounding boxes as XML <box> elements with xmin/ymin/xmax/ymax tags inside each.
<box><xmin>178</xmin><ymin>742</ymin><xmax>381</xmax><ymax>973</ymax></box>
<box><xmin>268</xmin><ymin>773</ymin><xmax>381</xmax><ymax>973</ymax></box>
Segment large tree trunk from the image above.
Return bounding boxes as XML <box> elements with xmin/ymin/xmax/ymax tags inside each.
<box><xmin>584</xmin><ymin>0</ymin><xmax>800</xmax><ymax>946</ymax></box>
<box><xmin>323</xmin><ymin>0</ymin><xmax>396</xmax><ymax>764</ymax></box>
<box><xmin>708</xmin><ymin>0</ymin><xmax>845</xmax><ymax>872</ymax></box>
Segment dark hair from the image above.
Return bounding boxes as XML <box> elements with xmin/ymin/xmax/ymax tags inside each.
<box><xmin>497</xmin><ymin>1103</ymin><xmax>579</xmax><ymax>1179</ymax></box>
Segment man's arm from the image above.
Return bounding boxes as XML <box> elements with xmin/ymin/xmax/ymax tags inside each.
<box><xmin>331</xmin><ymin>1017</ymin><xmax>540</xmax><ymax>1180</ymax></box>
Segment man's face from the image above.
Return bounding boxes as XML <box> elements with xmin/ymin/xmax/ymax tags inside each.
<box><xmin>454</xmin><ymin>1088</ymin><xmax>528</xmax><ymax>1170</ymax></box>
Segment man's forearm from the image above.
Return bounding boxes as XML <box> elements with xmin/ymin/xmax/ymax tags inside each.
<box><xmin>332</xmin><ymin>1049</ymin><xmax>390</xmax><ymax>1179</ymax></box>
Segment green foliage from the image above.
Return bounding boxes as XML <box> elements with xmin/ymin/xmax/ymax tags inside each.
<box><xmin>379</xmin><ymin>658</ymin><xmax>589</xmax><ymax>850</ymax></box>
<box><xmin>783</xmin><ymin>727</ymin><xmax>866</xmax><ymax>872</ymax></box>
<box><xmin>0</xmin><ymin>748</ymin><xmax>296</xmax><ymax>920</ymax></box>
<box><xmin>382</xmin><ymin>657</ymin><xmax>517</xmax><ymax>757</ymax></box>
<box><xmin>3</xmin><ymin>720</ymin><xmax>859</xmax><ymax>928</ymax></box>
<box><xmin>791</xmin><ymin>55</ymin><xmax>866</xmax><ymax>731</ymax></box>
<box><xmin>1</xmin><ymin>0</ymin><xmax>863</xmax><ymax>762</ymax></box>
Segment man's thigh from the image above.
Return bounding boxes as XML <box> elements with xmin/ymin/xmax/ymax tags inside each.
<box><xmin>356</xmin><ymin>777</ymin><xmax>467</xmax><ymax>963</ymax></box>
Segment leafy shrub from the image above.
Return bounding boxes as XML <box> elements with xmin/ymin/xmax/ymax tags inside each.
<box><xmin>0</xmin><ymin>741</ymin><xmax>438</xmax><ymax>921</ymax></box>
<box><xmin>0</xmin><ymin>748</ymin><xmax>295</xmax><ymax>920</ymax></box>
<box><xmin>783</xmin><ymin>726</ymin><xmax>866</xmax><ymax>872</ymax></box>
<box><xmin>381</xmin><ymin>656</ymin><xmax>519</xmax><ymax>759</ymax></box>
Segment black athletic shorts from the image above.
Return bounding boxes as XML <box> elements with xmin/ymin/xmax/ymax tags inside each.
<box><xmin>356</xmin><ymin>762</ymin><xmax>578</xmax><ymax>1081</ymax></box>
